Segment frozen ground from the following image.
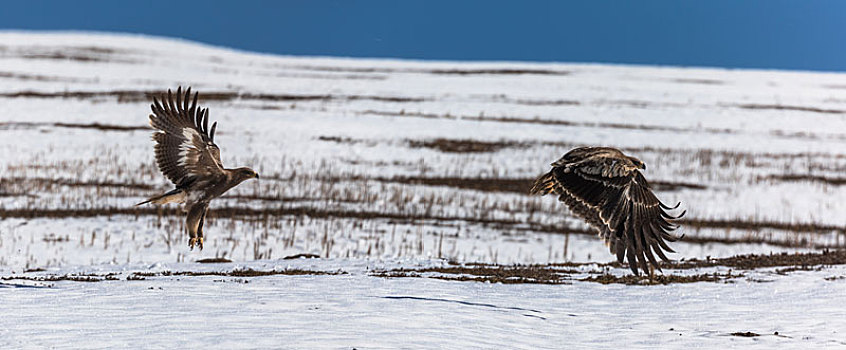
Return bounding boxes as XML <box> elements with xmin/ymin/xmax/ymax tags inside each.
<box><xmin>1</xmin><ymin>31</ymin><xmax>846</xmax><ymax>348</ymax></box>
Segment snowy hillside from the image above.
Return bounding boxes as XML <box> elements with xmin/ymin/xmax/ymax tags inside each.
<box><xmin>1</xmin><ymin>32</ymin><xmax>845</xmax><ymax>348</ymax></box>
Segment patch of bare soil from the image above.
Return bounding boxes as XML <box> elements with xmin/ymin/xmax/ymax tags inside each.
<box><xmin>375</xmin><ymin>250</ymin><xmax>846</xmax><ymax>285</ymax></box>
<box><xmin>283</xmin><ymin>253</ymin><xmax>321</xmax><ymax>260</ymax></box>
<box><xmin>2</xmin><ymin>273</ymin><xmax>120</xmax><ymax>283</ymax></box>
<box><xmin>760</xmin><ymin>174</ymin><xmax>846</xmax><ymax>186</ymax></box>
<box><xmin>407</xmin><ymin>138</ymin><xmax>530</xmax><ymax>153</ymax></box>
<box><xmin>429</xmin><ymin>68</ymin><xmax>571</xmax><ymax>76</ymax></box>
<box><xmin>195</xmin><ymin>258</ymin><xmax>233</xmax><ymax>264</ymax></box>
<box><xmin>580</xmin><ymin>271</ymin><xmax>740</xmax><ymax>285</ymax></box>
<box><xmin>373</xmin><ymin>265</ymin><xmax>574</xmax><ymax>284</ymax></box>
<box><xmin>0</xmin><ymin>89</ymin><xmax>427</xmax><ymax>104</ymax></box>
<box><xmin>666</xmin><ymin>249</ymin><xmax>846</xmax><ymax>270</ymax></box>
<box><xmin>373</xmin><ymin>264</ymin><xmax>740</xmax><ymax>285</ymax></box>
<box><xmin>18</xmin><ymin>53</ymin><xmax>113</xmax><ymax>63</ymax></box>
<box><xmin>53</xmin><ymin>122</ymin><xmax>150</xmax><ymax>132</ymax></box>
<box><xmin>682</xmin><ymin>218</ymin><xmax>845</xmax><ymax>234</ymax></box>
<box><xmin>0</xmin><ymin>71</ymin><xmax>97</xmax><ymax>83</ymax></box>
<box><xmin>316</xmin><ymin>136</ymin><xmax>364</xmax><ymax>144</ymax></box>
<box><xmin>130</xmin><ymin>268</ymin><xmax>345</xmax><ymax>278</ymax></box>
<box><xmin>1</xmin><ymin>268</ymin><xmax>344</xmax><ymax>283</ymax></box>
<box><xmin>672</xmin><ymin>78</ymin><xmax>724</xmax><ymax>85</ymax></box>
<box><xmin>735</xmin><ymin>104</ymin><xmax>844</xmax><ymax>115</ymax></box>
<box><xmin>1</xmin><ymin>176</ymin><xmax>154</xmax><ymax>191</ymax></box>
<box><xmin>730</xmin><ymin>332</ymin><xmax>760</xmax><ymax>337</ymax></box>
<box><xmin>288</xmin><ymin>64</ymin><xmax>571</xmax><ymax>76</ymax></box>
<box><xmin>380</xmin><ymin>176</ymin><xmax>532</xmax><ymax>194</ymax></box>
<box><xmin>378</xmin><ymin>175</ymin><xmax>703</xmax><ymax>194</ymax></box>
<box><xmin>365</xmin><ymin>110</ymin><xmax>737</xmax><ymax>135</ymax></box>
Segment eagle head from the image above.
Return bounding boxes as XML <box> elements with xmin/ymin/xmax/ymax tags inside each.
<box><xmin>235</xmin><ymin>167</ymin><xmax>260</xmax><ymax>181</ymax></box>
<box><xmin>628</xmin><ymin>156</ymin><xmax>646</xmax><ymax>170</ymax></box>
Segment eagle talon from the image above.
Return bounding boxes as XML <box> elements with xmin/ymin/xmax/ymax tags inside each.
<box><xmin>188</xmin><ymin>237</ymin><xmax>200</xmax><ymax>250</ymax></box>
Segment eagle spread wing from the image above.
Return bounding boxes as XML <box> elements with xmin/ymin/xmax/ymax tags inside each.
<box><xmin>148</xmin><ymin>87</ymin><xmax>224</xmax><ymax>188</ymax></box>
<box><xmin>531</xmin><ymin>147</ymin><xmax>684</xmax><ymax>275</ymax></box>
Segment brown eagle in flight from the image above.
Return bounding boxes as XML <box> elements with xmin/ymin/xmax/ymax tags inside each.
<box><xmin>530</xmin><ymin>147</ymin><xmax>684</xmax><ymax>275</ymax></box>
<box><xmin>138</xmin><ymin>87</ymin><xmax>259</xmax><ymax>250</ymax></box>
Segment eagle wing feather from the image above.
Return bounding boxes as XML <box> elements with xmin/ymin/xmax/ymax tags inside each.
<box><xmin>148</xmin><ymin>87</ymin><xmax>224</xmax><ymax>188</ymax></box>
<box><xmin>531</xmin><ymin>148</ymin><xmax>684</xmax><ymax>275</ymax></box>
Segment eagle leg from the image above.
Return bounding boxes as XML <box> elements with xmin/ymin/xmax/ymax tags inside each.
<box><xmin>196</xmin><ymin>209</ymin><xmax>207</xmax><ymax>250</ymax></box>
<box><xmin>186</xmin><ymin>202</ymin><xmax>209</xmax><ymax>251</ymax></box>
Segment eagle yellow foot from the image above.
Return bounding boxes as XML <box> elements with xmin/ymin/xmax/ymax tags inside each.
<box><xmin>188</xmin><ymin>237</ymin><xmax>204</xmax><ymax>251</ymax></box>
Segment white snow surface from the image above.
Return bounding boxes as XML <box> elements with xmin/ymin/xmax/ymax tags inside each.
<box><xmin>1</xmin><ymin>31</ymin><xmax>845</xmax><ymax>348</ymax></box>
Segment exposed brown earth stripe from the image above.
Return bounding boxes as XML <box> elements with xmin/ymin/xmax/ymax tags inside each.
<box><xmin>0</xmin><ymin>121</ymin><xmax>150</xmax><ymax>132</ymax></box>
<box><xmin>288</xmin><ymin>64</ymin><xmax>572</xmax><ymax>76</ymax></box>
<box><xmin>579</xmin><ymin>272</ymin><xmax>739</xmax><ymax>285</ymax></box>
<box><xmin>682</xmin><ymin>218</ymin><xmax>845</xmax><ymax>234</ymax></box>
<box><xmin>374</xmin><ymin>250</ymin><xmax>846</xmax><ymax>285</ymax></box>
<box><xmin>377</xmin><ymin>176</ymin><xmax>705</xmax><ymax>194</ymax></box>
<box><xmin>1</xmin><ymin>268</ymin><xmax>343</xmax><ymax>283</ymax></box>
<box><xmin>5</xmin><ymin>251</ymin><xmax>843</xmax><ymax>285</ymax></box>
<box><xmin>761</xmin><ymin>174</ymin><xmax>846</xmax><ymax>186</ymax></box>
<box><xmin>130</xmin><ymin>268</ymin><xmax>345</xmax><ymax>277</ymax></box>
<box><xmin>672</xmin><ymin>78</ymin><xmax>724</xmax><ymax>85</ymax></box>
<box><xmin>735</xmin><ymin>104</ymin><xmax>845</xmax><ymax>114</ymax></box>
<box><xmin>407</xmin><ymin>139</ymin><xmax>530</xmax><ymax>153</ymax></box>
<box><xmin>53</xmin><ymin>122</ymin><xmax>151</xmax><ymax>131</ymax></box>
<box><xmin>0</xmin><ymin>90</ymin><xmax>426</xmax><ymax>104</ymax></box>
<box><xmin>665</xmin><ymin>249</ymin><xmax>846</xmax><ymax>270</ymax></box>
<box><xmin>373</xmin><ymin>265</ymin><xmax>572</xmax><ymax>284</ymax></box>
<box><xmin>429</xmin><ymin>68</ymin><xmax>570</xmax><ymax>76</ymax></box>
<box><xmin>363</xmin><ymin>110</ymin><xmax>737</xmax><ymax>135</ymax></box>
<box><xmin>0</xmin><ymin>71</ymin><xmax>97</xmax><ymax>83</ymax></box>
<box><xmin>318</xmin><ymin>134</ymin><xmax>846</xmax><ymax>162</ymax></box>
<box><xmin>1</xmin><ymin>177</ymin><xmax>154</xmax><ymax>190</ymax></box>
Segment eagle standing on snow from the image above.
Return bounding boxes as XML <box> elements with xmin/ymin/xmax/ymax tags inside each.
<box><xmin>530</xmin><ymin>147</ymin><xmax>684</xmax><ymax>275</ymax></box>
<box><xmin>138</xmin><ymin>87</ymin><xmax>259</xmax><ymax>250</ymax></box>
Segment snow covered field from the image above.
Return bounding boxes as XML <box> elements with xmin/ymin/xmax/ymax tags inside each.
<box><xmin>1</xmin><ymin>32</ymin><xmax>846</xmax><ymax>348</ymax></box>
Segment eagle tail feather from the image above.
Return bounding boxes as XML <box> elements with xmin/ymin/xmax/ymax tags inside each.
<box><xmin>137</xmin><ymin>189</ymin><xmax>185</xmax><ymax>206</ymax></box>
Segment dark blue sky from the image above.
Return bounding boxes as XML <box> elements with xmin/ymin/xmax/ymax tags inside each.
<box><xmin>3</xmin><ymin>1</ymin><xmax>845</xmax><ymax>72</ymax></box>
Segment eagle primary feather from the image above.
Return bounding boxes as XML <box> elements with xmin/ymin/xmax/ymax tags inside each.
<box><xmin>530</xmin><ymin>147</ymin><xmax>684</xmax><ymax>275</ymax></box>
<box><xmin>139</xmin><ymin>87</ymin><xmax>259</xmax><ymax>250</ymax></box>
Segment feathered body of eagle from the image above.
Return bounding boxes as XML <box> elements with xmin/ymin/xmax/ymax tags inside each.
<box><xmin>138</xmin><ymin>87</ymin><xmax>259</xmax><ymax>250</ymax></box>
<box><xmin>530</xmin><ymin>147</ymin><xmax>684</xmax><ymax>275</ymax></box>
